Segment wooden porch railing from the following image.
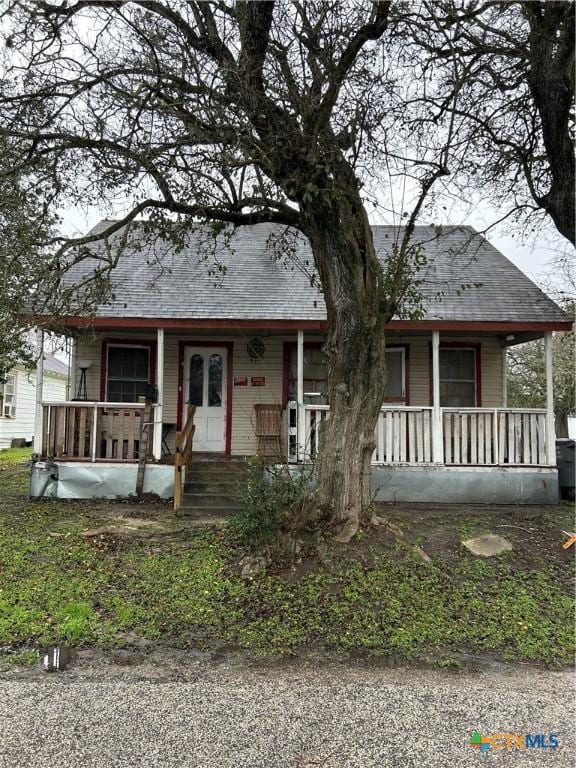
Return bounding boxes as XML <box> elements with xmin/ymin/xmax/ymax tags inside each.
<box><xmin>41</xmin><ymin>402</ymin><xmax>155</xmax><ymax>462</ymax></box>
<box><xmin>298</xmin><ymin>405</ymin><xmax>553</xmax><ymax>467</ymax></box>
<box><xmin>174</xmin><ymin>405</ymin><xmax>196</xmax><ymax>511</ymax></box>
<box><xmin>442</xmin><ymin>408</ymin><xmax>549</xmax><ymax>466</ymax></box>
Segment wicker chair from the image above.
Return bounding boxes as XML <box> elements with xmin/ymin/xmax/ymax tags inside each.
<box><xmin>254</xmin><ymin>404</ymin><xmax>283</xmax><ymax>459</ymax></box>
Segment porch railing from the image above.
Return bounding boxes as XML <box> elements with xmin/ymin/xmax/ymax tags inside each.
<box><xmin>41</xmin><ymin>402</ymin><xmax>156</xmax><ymax>462</ymax></box>
<box><xmin>296</xmin><ymin>405</ymin><xmax>552</xmax><ymax>467</ymax></box>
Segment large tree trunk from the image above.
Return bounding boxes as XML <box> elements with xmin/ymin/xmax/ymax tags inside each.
<box><xmin>302</xmin><ymin>195</ymin><xmax>388</xmax><ymax>543</ymax></box>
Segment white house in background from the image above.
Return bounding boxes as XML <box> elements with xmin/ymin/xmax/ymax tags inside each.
<box><xmin>0</xmin><ymin>356</ymin><xmax>68</xmax><ymax>449</ymax></box>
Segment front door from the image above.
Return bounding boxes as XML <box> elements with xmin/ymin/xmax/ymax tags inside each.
<box><xmin>183</xmin><ymin>347</ymin><xmax>227</xmax><ymax>452</ymax></box>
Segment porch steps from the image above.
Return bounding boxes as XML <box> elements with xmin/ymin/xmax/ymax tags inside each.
<box><xmin>177</xmin><ymin>459</ymin><xmax>248</xmax><ymax>519</ymax></box>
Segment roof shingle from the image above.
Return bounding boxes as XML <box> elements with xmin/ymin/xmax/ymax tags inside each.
<box><xmin>63</xmin><ymin>222</ymin><xmax>568</xmax><ymax>323</ymax></box>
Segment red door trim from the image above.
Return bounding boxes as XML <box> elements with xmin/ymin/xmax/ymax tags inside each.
<box><xmin>178</xmin><ymin>340</ymin><xmax>233</xmax><ymax>455</ymax></box>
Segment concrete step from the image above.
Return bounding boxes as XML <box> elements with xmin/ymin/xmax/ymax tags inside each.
<box><xmin>182</xmin><ymin>493</ymin><xmax>239</xmax><ymax>507</ymax></box>
<box><xmin>177</xmin><ymin>505</ymin><xmax>241</xmax><ymax>518</ymax></box>
<box><xmin>184</xmin><ymin>480</ymin><xmax>240</xmax><ymax>494</ymax></box>
<box><xmin>188</xmin><ymin>460</ymin><xmax>248</xmax><ymax>471</ymax></box>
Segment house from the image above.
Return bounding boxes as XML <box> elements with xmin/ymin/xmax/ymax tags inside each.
<box><xmin>30</xmin><ymin>222</ymin><xmax>572</xmax><ymax>504</ymax></box>
<box><xmin>1</xmin><ymin>355</ymin><xmax>68</xmax><ymax>449</ymax></box>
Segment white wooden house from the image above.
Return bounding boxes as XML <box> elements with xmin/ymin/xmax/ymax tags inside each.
<box><xmin>31</xmin><ymin>223</ymin><xmax>571</xmax><ymax>504</ymax></box>
<box><xmin>1</xmin><ymin>356</ymin><xmax>68</xmax><ymax>449</ymax></box>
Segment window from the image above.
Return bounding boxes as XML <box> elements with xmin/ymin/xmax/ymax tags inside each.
<box><xmin>188</xmin><ymin>353</ymin><xmax>204</xmax><ymax>407</ymax></box>
<box><xmin>107</xmin><ymin>346</ymin><xmax>151</xmax><ymax>403</ymax></box>
<box><xmin>208</xmin><ymin>353</ymin><xmax>223</xmax><ymax>407</ymax></box>
<box><xmin>384</xmin><ymin>349</ymin><xmax>405</xmax><ymax>402</ymax></box>
<box><xmin>440</xmin><ymin>348</ymin><xmax>477</xmax><ymax>407</ymax></box>
<box><xmin>288</xmin><ymin>347</ymin><xmax>328</xmax><ymax>404</ymax></box>
<box><xmin>287</xmin><ymin>346</ymin><xmax>407</xmax><ymax>404</ymax></box>
<box><xmin>0</xmin><ymin>373</ymin><xmax>16</xmax><ymax>418</ymax></box>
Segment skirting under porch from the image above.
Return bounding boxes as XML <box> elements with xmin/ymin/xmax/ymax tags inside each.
<box><xmin>30</xmin><ymin>459</ymin><xmax>559</xmax><ymax>505</ymax></box>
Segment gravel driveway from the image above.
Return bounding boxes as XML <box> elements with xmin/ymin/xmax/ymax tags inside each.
<box><xmin>0</xmin><ymin>656</ymin><xmax>573</xmax><ymax>767</ymax></box>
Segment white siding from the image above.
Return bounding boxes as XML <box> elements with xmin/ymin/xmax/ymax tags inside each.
<box><xmin>74</xmin><ymin>330</ymin><xmax>505</xmax><ymax>456</ymax></box>
<box><xmin>0</xmin><ymin>369</ymin><xmax>67</xmax><ymax>448</ymax></box>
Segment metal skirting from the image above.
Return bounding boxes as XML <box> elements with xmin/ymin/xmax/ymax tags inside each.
<box><xmin>30</xmin><ymin>461</ymin><xmax>174</xmax><ymax>500</ymax></box>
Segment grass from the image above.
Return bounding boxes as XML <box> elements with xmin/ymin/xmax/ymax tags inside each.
<box><xmin>0</xmin><ymin>447</ymin><xmax>573</xmax><ymax>668</ymax></box>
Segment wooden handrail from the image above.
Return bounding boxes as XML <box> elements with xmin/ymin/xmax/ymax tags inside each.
<box><xmin>174</xmin><ymin>405</ymin><xmax>196</xmax><ymax>511</ymax></box>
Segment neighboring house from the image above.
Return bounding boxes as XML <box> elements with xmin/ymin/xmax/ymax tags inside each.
<box><xmin>1</xmin><ymin>356</ymin><xmax>68</xmax><ymax>449</ymax></box>
<box><xmin>31</xmin><ymin>222</ymin><xmax>571</xmax><ymax>504</ymax></box>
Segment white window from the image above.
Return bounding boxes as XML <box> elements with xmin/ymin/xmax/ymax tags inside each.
<box><xmin>0</xmin><ymin>373</ymin><xmax>17</xmax><ymax>418</ymax></box>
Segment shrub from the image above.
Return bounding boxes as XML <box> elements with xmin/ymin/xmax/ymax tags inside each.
<box><xmin>230</xmin><ymin>461</ymin><xmax>307</xmax><ymax>548</ymax></box>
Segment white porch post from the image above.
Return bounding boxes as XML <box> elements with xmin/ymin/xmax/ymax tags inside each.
<box><xmin>501</xmin><ymin>347</ymin><xmax>507</xmax><ymax>407</ymax></box>
<box><xmin>545</xmin><ymin>331</ymin><xmax>555</xmax><ymax>465</ymax></box>
<box><xmin>33</xmin><ymin>330</ymin><xmax>44</xmax><ymax>454</ymax></box>
<box><xmin>68</xmin><ymin>337</ymin><xmax>77</xmax><ymax>400</ymax></box>
<box><xmin>432</xmin><ymin>330</ymin><xmax>444</xmax><ymax>464</ymax></box>
<box><xmin>152</xmin><ymin>328</ymin><xmax>164</xmax><ymax>461</ymax></box>
<box><xmin>296</xmin><ymin>329</ymin><xmax>305</xmax><ymax>462</ymax></box>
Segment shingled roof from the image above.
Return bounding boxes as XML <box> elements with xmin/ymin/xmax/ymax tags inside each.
<box><xmin>63</xmin><ymin>222</ymin><xmax>568</xmax><ymax>324</ymax></box>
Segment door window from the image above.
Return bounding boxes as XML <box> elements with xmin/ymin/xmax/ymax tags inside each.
<box><xmin>208</xmin><ymin>354</ymin><xmax>223</xmax><ymax>407</ymax></box>
<box><xmin>188</xmin><ymin>353</ymin><xmax>204</xmax><ymax>406</ymax></box>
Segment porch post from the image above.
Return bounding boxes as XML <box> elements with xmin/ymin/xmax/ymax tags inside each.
<box><xmin>68</xmin><ymin>337</ymin><xmax>77</xmax><ymax>400</ymax></box>
<box><xmin>431</xmin><ymin>331</ymin><xmax>444</xmax><ymax>464</ymax></box>
<box><xmin>33</xmin><ymin>330</ymin><xmax>44</xmax><ymax>454</ymax></box>
<box><xmin>152</xmin><ymin>328</ymin><xmax>164</xmax><ymax>461</ymax></box>
<box><xmin>501</xmin><ymin>347</ymin><xmax>507</xmax><ymax>407</ymax></box>
<box><xmin>297</xmin><ymin>329</ymin><xmax>305</xmax><ymax>462</ymax></box>
<box><xmin>545</xmin><ymin>331</ymin><xmax>555</xmax><ymax>465</ymax></box>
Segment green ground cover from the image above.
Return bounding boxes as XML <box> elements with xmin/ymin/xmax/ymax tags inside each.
<box><xmin>0</xmin><ymin>447</ymin><xmax>573</xmax><ymax>669</ymax></box>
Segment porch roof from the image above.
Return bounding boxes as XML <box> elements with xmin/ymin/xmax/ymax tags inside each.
<box><xmin>61</xmin><ymin>222</ymin><xmax>570</xmax><ymax>329</ymax></box>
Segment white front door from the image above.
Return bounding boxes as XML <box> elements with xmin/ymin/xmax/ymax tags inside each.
<box><xmin>183</xmin><ymin>347</ymin><xmax>227</xmax><ymax>452</ymax></box>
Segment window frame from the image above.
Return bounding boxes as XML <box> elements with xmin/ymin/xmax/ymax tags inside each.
<box><xmin>282</xmin><ymin>342</ymin><xmax>410</xmax><ymax>406</ymax></box>
<box><xmin>283</xmin><ymin>341</ymin><xmax>327</xmax><ymax>406</ymax></box>
<box><xmin>0</xmin><ymin>372</ymin><xmax>17</xmax><ymax>418</ymax></box>
<box><xmin>100</xmin><ymin>339</ymin><xmax>156</xmax><ymax>403</ymax></box>
<box><xmin>437</xmin><ymin>343</ymin><xmax>481</xmax><ymax>407</ymax></box>
<box><xmin>382</xmin><ymin>346</ymin><xmax>409</xmax><ymax>404</ymax></box>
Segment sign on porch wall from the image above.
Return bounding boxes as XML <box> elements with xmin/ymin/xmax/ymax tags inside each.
<box><xmin>251</xmin><ymin>376</ymin><xmax>266</xmax><ymax>387</ymax></box>
<box><xmin>233</xmin><ymin>376</ymin><xmax>248</xmax><ymax>387</ymax></box>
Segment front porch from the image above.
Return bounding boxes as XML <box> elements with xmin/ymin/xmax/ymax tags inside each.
<box><xmin>31</xmin><ymin>324</ymin><xmax>560</xmax><ymax>502</ymax></box>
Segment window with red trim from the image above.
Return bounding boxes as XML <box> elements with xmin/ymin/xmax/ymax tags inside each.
<box><xmin>439</xmin><ymin>348</ymin><xmax>476</xmax><ymax>406</ymax></box>
<box><xmin>287</xmin><ymin>347</ymin><xmax>328</xmax><ymax>403</ymax></box>
<box><xmin>106</xmin><ymin>345</ymin><xmax>151</xmax><ymax>402</ymax></box>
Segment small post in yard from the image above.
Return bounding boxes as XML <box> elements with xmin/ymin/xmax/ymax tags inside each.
<box><xmin>545</xmin><ymin>332</ymin><xmax>556</xmax><ymax>466</ymax></box>
<box><xmin>33</xmin><ymin>330</ymin><xmax>44</xmax><ymax>454</ymax></box>
<box><xmin>431</xmin><ymin>331</ymin><xmax>444</xmax><ymax>464</ymax></box>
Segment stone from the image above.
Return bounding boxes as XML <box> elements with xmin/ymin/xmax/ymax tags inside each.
<box><xmin>413</xmin><ymin>545</ymin><xmax>432</xmax><ymax>564</ymax></box>
<box><xmin>462</xmin><ymin>533</ymin><xmax>513</xmax><ymax>557</ymax></box>
<box><xmin>239</xmin><ymin>555</ymin><xmax>268</xmax><ymax>578</ymax></box>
